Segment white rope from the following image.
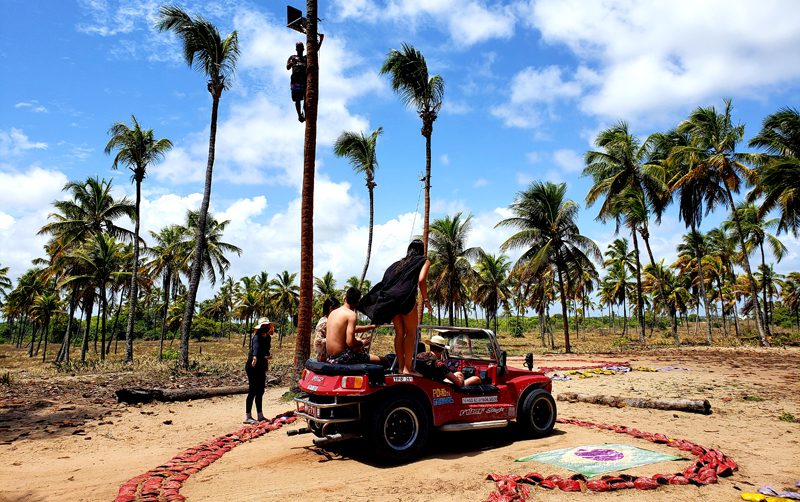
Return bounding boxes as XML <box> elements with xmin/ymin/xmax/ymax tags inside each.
<box><xmin>409</xmin><ymin>173</ymin><xmax>424</xmax><ymax>241</ymax></box>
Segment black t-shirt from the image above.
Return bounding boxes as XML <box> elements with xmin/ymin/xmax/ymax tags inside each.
<box><xmin>249</xmin><ymin>333</ymin><xmax>271</xmax><ymax>362</ymax></box>
<box><xmin>288</xmin><ymin>55</ymin><xmax>306</xmax><ymax>84</ymax></box>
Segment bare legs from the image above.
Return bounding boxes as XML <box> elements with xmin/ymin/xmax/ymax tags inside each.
<box><xmin>392</xmin><ymin>306</ymin><xmax>421</xmax><ymax>376</ymax></box>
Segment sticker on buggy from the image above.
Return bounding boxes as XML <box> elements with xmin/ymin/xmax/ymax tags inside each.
<box><xmin>307</xmin><ymin>385</ymin><xmax>318</xmax><ymax>391</ymax></box>
<box><xmin>393</xmin><ymin>376</ymin><xmax>413</xmax><ymax>383</ymax></box>
<box><xmin>462</xmin><ymin>395</ymin><xmax>498</xmax><ymax>404</ymax></box>
<box><xmin>433</xmin><ymin>396</ymin><xmax>454</xmax><ymax>406</ymax></box>
<box><xmin>433</xmin><ymin>388</ymin><xmax>451</xmax><ymax>398</ymax></box>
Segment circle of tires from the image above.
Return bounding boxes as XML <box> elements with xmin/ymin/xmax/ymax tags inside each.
<box><xmin>518</xmin><ymin>389</ymin><xmax>557</xmax><ymax>438</ymax></box>
<box><xmin>367</xmin><ymin>393</ymin><xmax>430</xmax><ymax>464</ymax></box>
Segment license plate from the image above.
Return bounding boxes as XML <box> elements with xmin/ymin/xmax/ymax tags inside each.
<box><xmin>304</xmin><ymin>404</ymin><xmax>318</xmax><ymax>417</ymax></box>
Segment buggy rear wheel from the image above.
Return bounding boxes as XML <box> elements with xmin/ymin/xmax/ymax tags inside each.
<box><xmin>366</xmin><ymin>393</ymin><xmax>429</xmax><ymax>464</ymax></box>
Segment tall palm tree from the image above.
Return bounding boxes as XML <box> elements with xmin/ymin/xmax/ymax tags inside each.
<box><xmin>294</xmin><ymin>0</ymin><xmax>323</xmax><ymax>379</ymax></box>
<box><xmin>675</xmin><ymin>230</ymin><xmax>710</xmax><ymax>339</ymax></box>
<box><xmin>314</xmin><ymin>271</ymin><xmax>338</xmax><ymax>302</ymax></box>
<box><xmin>30</xmin><ymin>292</ymin><xmax>61</xmax><ymax>362</ymax></box>
<box><xmin>105</xmin><ymin>114</ymin><xmax>172</xmax><ymax>363</ymax></box>
<box><xmin>584</xmin><ymin>122</ymin><xmax>668</xmax><ymax>343</ymax></box>
<box><xmin>472</xmin><ymin>251</ymin><xmax>512</xmax><ymax>333</ymax></box>
<box><xmin>157</xmin><ymin>5</ymin><xmax>240</xmax><ymax>369</ymax></box>
<box><xmin>723</xmin><ymin>202</ymin><xmax>787</xmax><ymax>329</ymax></box>
<box><xmin>380</xmin><ymin>43</ymin><xmax>444</xmax><ymax>252</ymax></box>
<box><xmin>270</xmin><ymin>270</ymin><xmax>300</xmax><ymax>347</ymax></box>
<box><xmin>603</xmin><ymin>239</ymin><xmax>635</xmax><ymax>337</ymax></box>
<box><xmin>498</xmin><ymin>181</ymin><xmax>600</xmax><ymax>353</ymax></box>
<box><xmin>428</xmin><ymin>213</ymin><xmax>480</xmax><ymax>325</ymax></box>
<box><xmin>748</xmin><ymin>107</ymin><xmax>800</xmax><ymax>236</ymax></box>
<box><xmin>781</xmin><ymin>272</ymin><xmax>800</xmax><ymax>332</ymax></box>
<box><xmin>707</xmin><ymin>227</ymin><xmax>742</xmax><ymax>338</ymax></box>
<box><xmin>673</xmin><ymin>99</ymin><xmax>769</xmax><ymax>345</ymax></box>
<box><xmin>0</xmin><ymin>265</ymin><xmax>11</xmax><ymax>303</ymax></box>
<box><xmin>144</xmin><ymin>224</ymin><xmax>187</xmax><ymax>360</ymax></box>
<box><xmin>334</xmin><ymin>127</ymin><xmax>383</xmax><ymax>287</ymax></box>
<box><xmin>183</xmin><ymin>210</ymin><xmax>241</xmax><ymax>288</ymax></box>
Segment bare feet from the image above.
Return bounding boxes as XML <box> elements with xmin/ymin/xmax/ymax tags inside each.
<box><xmin>402</xmin><ymin>370</ymin><xmax>423</xmax><ymax>377</ymax></box>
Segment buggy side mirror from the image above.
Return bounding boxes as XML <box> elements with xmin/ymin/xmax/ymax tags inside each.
<box><xmin>498</xmin><ymin>350</ymin><xmax>507</xmax><ymax>376</ymax></box>
<box><xmin>524</xmin><ymin>352</ymin><xmax>533</xmax><ymax>371</ymax></box>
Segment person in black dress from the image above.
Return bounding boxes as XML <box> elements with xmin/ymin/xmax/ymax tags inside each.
<box><xmin>358</xmin><ymin>239</ymin><xmax>431</xmax><ymax>375</ymax></box>
<box><xmin>244</xmin><ymin>317</ymin><xmax>272</xmax><ymax>424</ymax></box>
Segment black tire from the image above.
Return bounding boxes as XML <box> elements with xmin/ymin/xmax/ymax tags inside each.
<box><xmin>518</xmin><ymin>389</ymin><xmax>557</xmax><ymax>438</ymax></box>
<box><xmin>366</xmin><ymin>393</ymin><xmax>430</xmax><ymax>464</ymax></box>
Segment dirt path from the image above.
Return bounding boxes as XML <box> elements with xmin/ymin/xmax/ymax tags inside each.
<box><xmin>1</xmin><ymin>348</ymin><xmax>798</xmax><ymax>501</ymax></box>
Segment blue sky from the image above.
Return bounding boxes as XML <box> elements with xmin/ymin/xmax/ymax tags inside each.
<box><xmin>2</xmin><ymin>0</ymin><xmax>800</xmax><ymax>300</ymax></box>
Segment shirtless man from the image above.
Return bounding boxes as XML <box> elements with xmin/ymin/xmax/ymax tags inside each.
<box><xmin>326</xmin><ymin>287</ymin><xmax>382</xmax><ymax>365</ymax></box>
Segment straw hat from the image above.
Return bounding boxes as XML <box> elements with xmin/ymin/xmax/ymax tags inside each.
<box><xmin>255</xmin><ymin>317</ymin><xmax>272</xmax><ymax>330</ymax></box>
<box><xmin>428</xmin><ymin>334</ymin><xmax>448</xmax><ymax>348</ymax></box>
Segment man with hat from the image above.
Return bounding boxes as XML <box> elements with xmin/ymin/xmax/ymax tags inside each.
<box><xmin>416</xmin><ymin>334</ymin><xmax>482</xmax><ymax>387</ymax></box>
<box><xmin>244</xmin><ymin>317</ymin><xmax>273</xmax><ymax>424</ymax></box>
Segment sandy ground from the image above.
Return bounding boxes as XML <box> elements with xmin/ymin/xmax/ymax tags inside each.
<box><xmin>1</xmin><ymin>347</ymin><xmax>799</xmax><ymax>502</ymax></box>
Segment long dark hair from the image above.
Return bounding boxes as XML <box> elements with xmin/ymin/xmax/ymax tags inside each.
<box><xmin>393</xmin><ymin>239</ymin><xmax>425</xmax><ymax>272</ymax></box>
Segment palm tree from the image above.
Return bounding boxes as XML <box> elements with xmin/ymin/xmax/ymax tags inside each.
<box><xmin>38</xmin><ymin>177</ymin><xmax>135</xmax><ymax>252</ymax></box>
<box><xmin>157</xmin><ymin>5</ymin><xmax>240</xmax><ymax>369</ymax></box>
<box><xmin>64</xmin><ymin>234</ymin><xmax>128</xmax><ymax>362</ymax></box>
<box><xmin>314</xmin><ymin>271</ymin><xmax>338</xmax><ymax>302</ymax></box>
<box><xmin>723</xmin><ymin>202</ymin><xmax>787</xmax><ymax>329</ymax></box>
<box><xmin>498</xmin><ymin>181</ymin><xmax>600</xmax><ymax>353</ymax></box>
<box><xmin>748</xmin><ymin>107</ymin><xmax>800</xmax><ymax>236</ymax></box>
<box><xmin>294</xmin><ymin>0</ymin><xmax>323</xmax><ymax>379</ymax></box>
<box><xmin>472</xmin><ymin>251</ymin><xmax>512</xmax><ymax>333</ymax></box>
<box><xmin>30</xmin><ymin>292</ymin><xmax>61</xmax><ymax>362</ymax></box>
<box><xmin>144</xmin><ymin>224</ymin><xmax>187</xmax><ymax>360</ymax></box>
<box><xmin>603</xmin><ymin>239</ymin><xmax>635</xmax><ymax>337</ymax></box>
<box><xmin>673</xmin><ymin>99</ymin><xmax>769</xmax><ymax>345</ymax></box>
<box><xmin>183</xmin><ymin>210</ymin><xmax>242</xmax><ymax>288</ymax></box>
<box><xmin>428</xmin><ymin>213</ymin><xmax>480</xmax><ymax>325</ymax></box>
<box><xmin>105</xmin><ymin>114</ymin><xmax>172</xmax><ymax>363</ymax></box>
<box><xmin>675</xmin><ymin>230</ymin><xmax>710</xmax><ymax>339</ymax></box>
<box><xmin>584</xmin><ymin>122</ymin><xmax>668</xmax><ymax>343</ymax></box>
<box><xmin>0</xmin><ymin>265</ymin><xmax>11</xmax><ymax>304</ymax></box>
<box><xmin>380</xmin><ymin>43</ymin><xmax>444</xmax><ymax>252</ymax></box>
<box><xmin>707</xmin><ymin>228</ymin><xmax>742</xmax><ymax>338</ymax></box>
<box><xmin>270</xmin><ymin>271</ymin><xmax>299</xmax><ymax>347</ymax></box>
<box><xmin>642</xmin><ymin>260</ymin><xmax>690</xmax><ymax>344</ymax></box>
<box><xmin>334</xmin><ymin>127</ymin><xmax>383</xmax><ymax>288</ymax></box>
<box><xmin>781</xmin><ymin>272</ymin><xmax>800</xmax><ymax>332</ymax></box>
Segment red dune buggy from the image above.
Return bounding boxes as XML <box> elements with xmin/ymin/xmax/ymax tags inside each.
<box><xmin>292</xmin><ymin>326</ymin><xmax>556</xmax><ymax>463</ymax></box>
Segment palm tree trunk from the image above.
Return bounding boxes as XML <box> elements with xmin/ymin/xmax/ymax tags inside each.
<box><xmin>556</xmin><ymin>265</ymin><xmax>571</xmax><ymax>353</ymax></box>
<box><xmin>81</xmin><ymin>296</ymin><xmax>94</xmax><ymax>363</ymax></box>
<box><xmin>293</xmin><ymin>0</ymin><xmax>319</xmax><ymax>380</ymax></box>
<box><xmin>631</xmin><ymin>229</ymin><xmax>646</xmax><ymax>343</ymax></box>
<box><xmin>690</xmin><ymin>220</ymin><xmax>714</xmax><ymax>344</ymax></box>
<box><xmin>109</xmin><ymin>294</ymin><xmax>122</xmax><ymax>355</ymax></box>
<box><xmin>359</xmin><ymin>184</ymin><xmax>374</xmax><ymax>289</ymax></box>
<box><xmin>57</xmin><ymin>290</ymin><xmax>78</xmax><ymax>363</ymax></box>
<box><xmin>640</xmin><ymin>226</ymin><xmax>678</xmax><ymax>345</ymax></box>
<box><xmin>179</xmin><ymin>91</ymin><xmax>220</xmax><ymax>369</ymax></box>
<box><xmin>724</xmin><ymin>187</ymin><xmax>769</xmax><ymax>345</ymax></box>
<box><xmin>759</xmin><ymin>243</ymin><xmax>770</xmax><ymax>328</ymax></box>
<box><xmin>100</xmin><ymin>288</ymin><xmax>108</xmax><ymax>362</ymax></box>
<box><xmin>622</xmin><ymin>295</ymin><xmax>628</xmax><ymax>338</ymax></box>
<box><xmin>41</xmin><ymin>317</ymin><xmax>50</xmax><ymax>362</ymax></box>
<box><xmin>124</xmin><ymin>179</ymin><xmax>142</xmax><ymax>363</ymax></box>
<box><xmin>718</xmin><ymin>279</ymin><xmax>728</xmax><ymax>337</ymax></box>
<box><xmin>160</xmin><ymin>272</ymin><xmax>171</xmax><ymax>361</ymax></box>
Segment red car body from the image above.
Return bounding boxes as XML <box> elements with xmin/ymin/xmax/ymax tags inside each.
<box><xmin>293</xmin><ymin>326</ymin><xmax>556</xmax><ymax>463</ymax></box>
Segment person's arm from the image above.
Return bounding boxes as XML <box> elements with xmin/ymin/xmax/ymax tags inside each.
<box><xmin>345</xmin><ymin>315</ymin><xmax>363</xmax><ymax>351</ymax></box>
<box><xmin>250</xmin><ymin>335</ymin><xmax>258</xmax><ymax>366</ymax></box>
<box><xmin>419</xmin><ymin>259</ymin><xmax>432</xmax><ymax>312</ymax></box>
<box><xmin>286</xmin><ymin>56</ymin><xmax>294</xmax><ymax>70</ymax></box>
<box><xmin>354</xmin><ymin>324</ymin><xmax>376</xmax><ymax>333</ymax></box>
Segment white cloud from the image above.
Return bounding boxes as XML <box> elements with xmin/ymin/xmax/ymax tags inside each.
<box><xmin>519</xmin><ymin>0</ymin><xmax>800</xmax><ymax>121</ymax></box>
<box><xmin>552</xmin><ymin>148</ymin><xmax>583</xmax><ymax>173</ymax></box>
<box><xmin>15</xmin><ymin>101</ymin><xmax>48</xmax><ymax>113</ymax></box>
<box><xmin>0</xmin><ymin>166</ymin><xmax>67</xmax><ymax>210</ymax></box>
<box><xmin>491</xmin><ymin>65</ymin><xmax>582</xmax><ymax>129</ymax></box>
<box><xmin>473</xmin><ymin>178</ymin><xmax>489</xmax><ymax>188</ymax></box>
<box><xmin>0</xmin><ymin>128</ymin><xmax>47</xmax><ymax>156</ymax></box>
<box><xmin>440</xmin><ymin>154</ymin><xmax>450</xmax><ymax>166</ymax></box>
<box><xmin>332</xmin><ymin>0</ymin><xmax>515</xmax><ymax>47</ymax></box>
<box><xmin>76</xmin><ymin>0</ymin><xmax>158</xmax><ymax>36</ymax></box>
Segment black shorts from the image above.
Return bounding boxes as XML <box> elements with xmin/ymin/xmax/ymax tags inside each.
<box><xmin>327</xmin><ymin>348</ymin><xmax>370</xmax><ymax>365</ymax></box>
<box><xmin>291</xmin><ymin>83</ymin><xmax>305</xmax><ymax>101</ymax></box>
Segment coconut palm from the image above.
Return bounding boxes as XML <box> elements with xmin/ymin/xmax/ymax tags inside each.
<box><xmin>428</xmin><ymin>213</ymin><xmax>480</xmax><ymax>325</ymax></box>
<box><xmin>748</xmin><ymin>107</ymin><xmax>800</xmax><ymax>236</ymax></box>
<box><xmin>314</xmin><ymin>271</ymin><xmax>338</xmax><ymax>302</ymax></box>
<box><xmin>781</xmin><ymin>272</ymin><xmax>800</xmax><ymax>331</ymax></box>
<box><xmin>642</xmin><ymin>260</ymin><xmax>690</xmax><ymax>344</ymax></box>
<box><xmin>30</xmin><ymin>292</ymin><xmax>61</xmax><ymax>362</ymax></box>
<box><xmin>724</xmin><ymin>202</ymin><xmax>787</xmax><ymax>329</ymax></box>
<box><xmin>707</xmin><ymin>228</ymin><xmax>742</xmax><ymax>338</ymax></box>
<box><xmin>157</xmin><ymin>4</ymin><xmax>240</xmax><ymax>369</ymax></box>
<box><xmin>673</xmin><ymin>99</ymin><xmax>769</xmax><ymax>345</ymax></box>
<box><xmin>105</xmin><ymin>114</ymin><xmax>173</xmax><ymax>363</ymax></box>
<box><xmin>472</xmin><ymin>251</ymin><xmax>511</xmax><ymax>333</ymax></box>
<box><xmin>334</xmin><ymin>127</ymin><xmax>383</xmax><ymax>288</ymax></box>
<box><xmin>271</xmin><ymin>271</ymin><xmax>300</xmax><ymax>346</ymax></box>
<box><xmin>584</xmin><ymin>123</ymin><xmax>669</xmax><ymax>343</ymax></box>
<box><xmin>603</xmin><ymin>239</ymin><xmax>635</xmax><ymax>337</ymax></box>
<box><xmin>674</xmin><ymin>230</ymin><xmax>710</xmax><ymax>339</ymax></box>
<box><xmin>0</xmin><ymin>264</ymin><xmax>11</xmax><ymax>303</ymax></box>
<box><xmin>498</xmin><ymin>181</ymin><xmax>600</xmax><ymax>353</ymax></box>
<box><xmin>144</xmin><ymin>224</ymin><xmax>188</xmax><ymax>360</ymax></box>
<box><xmin>183</xmin><ymin>210</ymin><xmax>241</xmax><ymax>287</ymax></box>
<box><xmin>380</xmin><ymin>43</ymin><xmax>444</xmax><ymax>252</ymax></box>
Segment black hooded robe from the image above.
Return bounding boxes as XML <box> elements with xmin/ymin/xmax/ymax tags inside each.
<box><xmin>358</xmin><ymin>255</ymin><xmax>427</xmax><ymax>324</ymax></box>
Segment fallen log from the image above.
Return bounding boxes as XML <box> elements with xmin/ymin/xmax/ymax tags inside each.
<box><xmin>557</xmin><ymin>392</ymin><xmax>712</xmax><ymax>415</ymax></box>
<box><xmin>116</xmin><ymin>384</ymin><xmax>252</xmax><ymax>405</ymax></box>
